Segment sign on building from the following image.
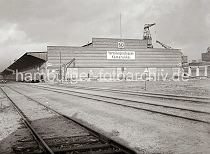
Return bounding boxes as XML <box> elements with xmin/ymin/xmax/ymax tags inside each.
<box><xmin>118</xmin><ymin>42</ymin><xmax>124</xmax><ymax>48</ymax></box>
<box><xmin>107</xmin><ymin>51</ymin><xmax>135</xmax><ymax>60</ymax></box>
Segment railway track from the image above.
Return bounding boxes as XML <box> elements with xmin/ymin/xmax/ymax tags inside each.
<box><xmin>0</xmin><ymin>86</ymin><xmax>136</xmax><ymax>154</ymax></box>
<box><xmin>23</xmin><ymin>84</ymin><xmax>210</xmax><ymax>125</ymax></box>
<box><xmin>69</xmin><ymin>85</ymin><xmax>210</xmax><ymax>104</ymax></box>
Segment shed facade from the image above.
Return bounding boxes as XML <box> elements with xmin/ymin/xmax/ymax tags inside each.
<box><xmin>47</xmin><ymin>38</ymin><xmax>182</xmax><ymax>81</ymax></box>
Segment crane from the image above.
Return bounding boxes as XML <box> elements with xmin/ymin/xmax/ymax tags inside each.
<box><xmin>143</xmin><ymin>23</ymin><xmax>155</xmax><ymax>48</ymax></box>
<box><xmin>156</xmin><ymin>40</ymin><xmax>172</xmax><ymax>49</ymax></box>
<box><xmin>62</xmin><ymin>58</ymin><xmax>76</xmax><ymax>80</ymax></box>
<box><xmin>143</xmin><ymin>23</ymin><xmax>156</xmax><ymax>39</ymax></box>
<box><xmin>207</xmin><ymin>46</ymin><xmax>210</xmax><ymax>52</ymax></box>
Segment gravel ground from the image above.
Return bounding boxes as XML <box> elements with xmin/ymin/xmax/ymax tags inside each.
<box><xmin>42</xmin><ymin>83</ymin><xmax>210</xmax><ymax>112</ymax></box>
<box><xmin>58</xmin><ymin>79</ymin><xmax>210</xmax><ymax>97</ymax></box>
<box><xmin>32</xmin><ymin>84</ymin><xmax>210</xmax><ymax>123</ymax></box>
<box><xmin>0</xmin><ymin>89</ymin><xmax>21</xmax><ymax>141</ymax></box>
<box><xmin>11</xmin><ymin>84</ymin><xmax>210</xmax><ymax>154</ymax></box>
<box><xmin>0</xmin><ymin>86</ymin><xmax>34</xmax><ymax>154</ymax></box>
<box><xmin>0</xmin><ymin>121</ymin><xmax>35</xmax><ymax>154</ymax></box>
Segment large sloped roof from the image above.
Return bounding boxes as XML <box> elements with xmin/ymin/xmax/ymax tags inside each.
<box><xmin>1</xmin><ymin>52</ymin><xmax>47</xmax><ymax>75</ymax></box>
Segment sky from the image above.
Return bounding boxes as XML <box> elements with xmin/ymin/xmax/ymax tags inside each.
<box><xmin>0</xmin><ymin>0</ymin><xmax>210</xmax><ymax>72</ymax></box>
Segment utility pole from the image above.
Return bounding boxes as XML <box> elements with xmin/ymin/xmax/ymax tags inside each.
<box><xmin>120</xmin><ymin>13</ymin><xmax>122</xmax><ymax>39</ymax></box>
<box><xmin>59</xmin><ymin>51</ymin><xmax>62</xmax><ymax>82</ymax></box>
<box><xmin>144</xmin><ymin>68</ymin><xmax>149</xmax><ymax>91</ymax></box>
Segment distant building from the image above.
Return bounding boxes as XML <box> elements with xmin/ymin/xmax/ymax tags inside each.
<box><xmin>182</xmin><ymin>56</ymin><xmax>188</xmax><ymax>64</ymax></box>
<box><xmin>183</xmin><ymin>47</ymin><xmax>210</xmax><ymax>78</ymax></box>
<box><xmin>202</xmin><ymin>46</ymin><xmax>210</xmax><ymax>62</ymax></box>
<box><xmin>185</xmin><ymin>61</ymin><xmax>210</xmax><ymax>77</ymax></box>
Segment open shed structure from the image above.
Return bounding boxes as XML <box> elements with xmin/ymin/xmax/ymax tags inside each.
<box><xmin>1</xmin><ymin>52</ymin><xmax>47</xmax><ymax>81</ymax></box>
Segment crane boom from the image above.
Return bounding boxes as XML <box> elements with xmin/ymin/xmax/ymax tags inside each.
<box><xmin>156</xmin><ymin>40</ymin><xmax>172</xmax><ymax>49</ymax></box>
<box><xmin>144</xmin><ymin>23</ymin><xmax>156</xmax><ymax>29</ymax></box>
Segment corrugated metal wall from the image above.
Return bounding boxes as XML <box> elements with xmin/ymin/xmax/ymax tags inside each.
<box><xmin>47</xmin><ymin>38</ymin><xmax>182</xmax><ymax>80</ymax></box>
<box><xmin>47</xmin><ymin>44</ymin><xmax>182</xmax><ymax>68</ymax></box>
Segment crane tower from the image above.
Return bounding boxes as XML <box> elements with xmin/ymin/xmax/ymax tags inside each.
<box><xmin>143</xmin><ymin>23</ymin><xmax>156</xmax><ymax>48</ymax></box>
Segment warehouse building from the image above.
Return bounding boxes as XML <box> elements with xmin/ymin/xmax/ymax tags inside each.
<box><xmin>1</xmin><ymin>38</ymin><xmax>183</xmax><ymax>82</ymax></box>
<box><xmin>1</xmin><ymin>23</ymin><xmax>185</xmax><ymax>82</ymax></box>
<box><xmin>47</xmin><ymin>37</ymin><xmax>182</xmax><ymax>82</ymax></box>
